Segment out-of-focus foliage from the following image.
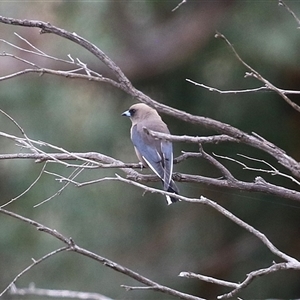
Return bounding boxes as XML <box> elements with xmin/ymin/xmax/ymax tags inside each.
<box><xmin>0</xmin><ymin>1</ymin><xmax>300</xmax><ymax>299</ymax></box>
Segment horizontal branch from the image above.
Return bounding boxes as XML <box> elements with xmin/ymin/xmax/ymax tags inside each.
<box><xmin>135</xmin><ymin>93</ymin><xmax>300</xmax><ymax>179</ymax></box>
<box><xmin>10</xmin><ymin>285</ymin><xmax>113</xmax><ymax>300</ymax></box>
<box><xmin>0</xmin><ymin>65</ymin><xmax>123</xmax><ymax>89</ymax></box>
<box><xmin>179</xmin><ymin>272</ymin><xmax>238</xmax><ymax>289</ymax></box>
<box><xmin>186</xmin><ymin>79</ymin><xmax>300</xmax><ymax>95</ymax></box>
<box><xmin>0</xmin><ymin>151</ymin><xmax>141</xmax><ymax>168</ymax></box>
<box><xmin>180</xmin><ymin>260</ymin><xmax>300</xmax><ymax>300</ymax></box>
<box><xmin>187</xmin><ymin>80</ymin><xmax>270</xmax><ymax>94</ymax></box>
<box><xmin>176</xmin><ymin>172</ymin><xmax>300</xmax><ymax>202</ymax></box>
<box><xmin>143</xmin><ymin>128</ymin><xmax>237</xmax><ymax>144</ymax></box>
<box><xmin>2</xmin><ymin>151</ymin><xmax>298</xmax><ymax>203</ymax></box>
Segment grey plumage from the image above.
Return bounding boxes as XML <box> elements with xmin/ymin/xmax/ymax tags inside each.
<box><xmin>122</xmin><ymin>103</ymin><xmax>179</xmax><ymax>204</ymax></box>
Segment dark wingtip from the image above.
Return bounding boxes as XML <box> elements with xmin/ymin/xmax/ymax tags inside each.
<box><xmin>167</xmin><ymin>186</ymin><xmax>179</xmax><ymax>203</ymax></box>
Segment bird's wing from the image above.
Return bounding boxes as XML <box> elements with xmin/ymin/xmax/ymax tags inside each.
<box><xmin>131</xmin><ymin>125</ymin><xmax>165</xmax><ymax>180</ymax></box>
<box><xmin>161</xmin><ymin>140</ymin><xmax>173</xmax><ymax>190</ymax></box>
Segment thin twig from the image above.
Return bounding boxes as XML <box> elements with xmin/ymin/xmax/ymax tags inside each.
<box><xmin>0</xmin><ymin>247</ymin><xmax>69</xmax><ymax>297</ymax></box>
<box><xmin>33</xmin><ymin>163</ymin><xmax>88</xmax><ymax>208</ymax></box>
<box><xmin>172</xmin><ymin>0</ymin><xmax>187</xmax><ymax>12</ymax></box>
<box><xmin>218</xmin><ymin>262</ymin><xmax>298</xmax><ymax>299</ymax></box>
<box><xmin>215</xmin><ymin>32</ymin><xmax>300</xmax><ymax>112</ymax></box>
<box><xmin>1</xmin><ymin>162</ymin><xmax>48</xmax><ymax>208</ymax></box>
<box><xmin>186</xmin><ymin>79</ymin><xmax>300</xmax><ymax>95</ymax></box>
<box><xmin>214</xmin><ymin>153</ymin><xmax>300</xmax><ymax>186</ymax></box>
<box><xmin>121</xmin><ymin>285</ymin><xmax>156</xmax><ymax>291</ymax></box>
<box><xmin>0</xmin><ymin>108</ymin><xmax>37</xmax><ymax>153</ymax></box>
<box><xmin>186</xmin><ymin>79</ymin><xmax>269</xmax><ymax>94</ymax></box>
<box><xmin>279</xmin><ymin>0</ymin><xmax>300</xmax><ymax>27</ymax></box>
<box><xmin>199</xmin><ymin>145</ymin><xmax>235</xmax><ymax>181</ymax></box>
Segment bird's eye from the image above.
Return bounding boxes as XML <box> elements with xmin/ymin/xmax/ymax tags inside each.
<box><xmin>129</xmin><ymin>108</ymin><xmax>136</xmax><ymax>115</ymax></box>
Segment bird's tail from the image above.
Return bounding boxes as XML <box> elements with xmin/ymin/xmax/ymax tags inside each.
<box><xmin>165</xmin><ymin>180</ymin><xmax>179</xmax><ymax>205</ymax></box>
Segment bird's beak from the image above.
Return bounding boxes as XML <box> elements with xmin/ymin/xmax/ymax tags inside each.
<box><xmin>121</xmin><ymin>110</ymin><xmax>131</xmax><ymax>117</ymax></box>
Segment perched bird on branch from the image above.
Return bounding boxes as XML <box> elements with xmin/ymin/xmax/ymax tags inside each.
<box><xmin>122</xmin><ymin>103</ymin><xmax>179</xmax><ymax>204</ymax></box>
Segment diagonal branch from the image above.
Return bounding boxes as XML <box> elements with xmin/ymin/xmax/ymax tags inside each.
<box><xmin>0</xmin><ymin>16</ymin><xmax>132</xmax><ymax>90</ymax></box>
<box><xmin>0</xmin><ymin>207</ymin><xmax>204</xmax><ymax>300</ymax></box>
<box><xmin>110</xmin><ymin>175</ymin><xmax>300</xmax><ymax>298</ymax></box>
<box><xmin>113</xmin><ymin>175</ymin><xmax>300</xmax><ymax>263</ymax></box>
<box><xmin>0</xmin><ymin>247</ymin><xmax>69</xmax><ymax>297</ymax></box>
<box><xmin>217</xmin><ymin>261</ymin><xmax>298</xmax><ymax>299</ymax></box>
<box><xmin>215</xmin><ymin>32</ymin><xmax>300</xmax><ymax>113</ymax></box>
<box><xmin>279</xmin><ymin>0</ymin><xmax>300</xmax><ymax>27</ymax></box>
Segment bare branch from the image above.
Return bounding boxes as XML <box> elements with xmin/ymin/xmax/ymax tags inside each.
<box><xmin>279</xmin><ymin>0</ymin><xmax>300</xmax><ymax>27</ymax></box>
<box><xmin>0</xmin><ymin>151</ymin><xmax>141</xmax><ymax>169</ymax></box>
<box><xmin>40</xmin><ymin>159</ymin><xmax>300</xmax><ymax>203</ymax></box>
<box><xmin>186</xmin><ymin>79</ymin><xmax>270</xmax><ymax>94</ymax></box>
<box><xmin>199</xmin><ymin>146</ymin><xmax>235</xmax><ymax>181</ymax></box>
<box><xmin>179</xmin><ymin>272</ymin><xmax>239</xmax><ymax>289</ymax></box>
<box><xmin>0</xmin><ymin>247</ymin><xmax>69</xmax><ymax>297</ymax></box>
<box><xmin>0</xmin><ymin>63</ymin><xmax>122</xmax><ymax>89</ymax></box>
<box><xmin>187</xmin><ymin>79</ymin><xmax>300</xmax><ymax>95</ymax></box>
<box><xmin>0</xmin><ymin>130</ymin><xmax>141</xmax><ymax>178</ymax></box>
<box><xmin>0</xmin><ymin>16</ymin><xmax>133</xmax><ymax>90</ymax></box>
<box><xmin>0</xmin><ymin>108</ymin><xmax>37</xmax><ymax>152</ymax></box>
<box><xmin>180</xmin><ymin>261</ymin><xmax>300</xmax><ymax>300</ymax></box>
<box><xmin>33</xmin><ymin>163</ymin><xmax>88</xmax><ymax>208</ymax></box>
<box><xmin>200</xmin><ymin>197</ymin><xmax>299</xmax><ymax>264</ymax></box>
<box><xmin>237</xmin><ymin>154</ymin><xmax>300</xmax><ymax>186</ymax></box>
<box><xmin>172</xmin><ymin>0</ymin><xmax>187</xmax><ymax>12</ymax></box>
<box><xmin>0</xmin><ymin>207</ymin><xmax>204</xmax><ymax>300</ymax></box>
<box><xmin>215</xmin><ymin>32</ymin><xmax>300</xmax><ymax>112</ymax></box>
<box><xmin>113</xmin><ymin>174</ymin><xmax>300</xmax><ymax>264</ymax></box>
<box><xmin>1</xmin><ymin>162</ymin><xmax>47</xmax><ymax>208</ymax></box>
<box><xmin>9</xmin><ymin>284</ymin><xmax>113</xmax><ymax>300</ymax></box>
<box><xmin>121</xmin><ymin>285</ymin><xmax>156</xmax><ymax>291</ymax></box>
<box><xmin>144</xmin><ymin>128</ymin><xmax>237</xmax><ymax>144</ymax></box>
<box><xmin>176</xmin><ymin>172</ymin><xmax>300</xmax><ymax>202</ymax></box>
<box><xmin>0</xmin><ymin>34</ymin><xmax>122</xmax><ymax>88</ymax></box>
<box><xmin>218</xmin><ymin>262</ymin><xmax>299</xmax><ymax>299</ymax></box>
<box><xmin>174</xmin><ymin>151</ymin><xmax>202</xmax><ymax>164</ymax></box>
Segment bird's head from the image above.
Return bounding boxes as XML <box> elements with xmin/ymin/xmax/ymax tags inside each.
<box><xmin>122</xmin><ymin>103</ymin><xmax>159</xmax><ymax>124</ymax></box>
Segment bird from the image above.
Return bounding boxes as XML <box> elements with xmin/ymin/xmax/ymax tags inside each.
<box><xmin>122</xmin><ymin>103</ymin><xmax>179</xmax><ymax>204</ymax></box>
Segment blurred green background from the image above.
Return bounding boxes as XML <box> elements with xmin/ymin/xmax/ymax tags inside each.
<box><xmin>0</xmin><ymin>1</ymin><xmax>300</xmax><ymax>299</ymax></box>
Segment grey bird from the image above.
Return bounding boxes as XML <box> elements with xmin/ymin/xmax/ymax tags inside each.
<box><xmin>122</xmin><ymin>103</ymin><xmax>179</xmax><ymax>204</ymax></box>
